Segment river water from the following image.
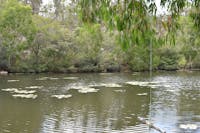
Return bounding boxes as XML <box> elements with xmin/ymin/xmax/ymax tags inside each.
<box><xmin>0</xmin><ymin>72</ymin><xmax>199</xmax><ymax>133</ymax></box>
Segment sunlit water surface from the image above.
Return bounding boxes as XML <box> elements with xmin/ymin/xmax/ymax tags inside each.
<box><xmin>0</xmin><ymin>72</ymin><xmax>199</xmax><ymax>133</ymax></box>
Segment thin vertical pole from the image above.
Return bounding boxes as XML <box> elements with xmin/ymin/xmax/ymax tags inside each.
<box><xmin>149</xmin><ymin>37</ymin><xmax>153</xmax><ymax>132</ymax></box>
<box><xmin>150</xmin><ymin>38</ymin><xmax>153</xmax><ymax>77</ymax></box>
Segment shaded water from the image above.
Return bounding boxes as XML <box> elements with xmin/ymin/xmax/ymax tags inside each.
<box><xmin>0</xmin><ymin>72</ymin><xmax>199</xmax><ymax>133</ymax></box>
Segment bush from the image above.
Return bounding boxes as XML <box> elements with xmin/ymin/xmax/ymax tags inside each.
<box><xmin>126</xmin><ymin>45</ymin><xmax>149</xmax><ymax>71</ymax></box>
<box><xmin>158</xmin><ymin>48</ymin><xmax>179</xmax><ymax>70</ymax></box>
<box><xmin>0</xmin><ymin>46</ymin><xmax>8</xmax><ymax>70</ymax></box>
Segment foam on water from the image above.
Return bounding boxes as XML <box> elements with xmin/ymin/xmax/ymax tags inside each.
<box><xmin>63</xmin><ymin>77</ymin><xmax>79</xmax><ymax>80</ymax></box>
<box><xmin>179</xmin><ymin>124</ymin><xmax>198</xmax><ymax>130</ymax></box>
<box><xmin>89</xmin><ymin>83</ymin><xmax>122</xmax><ymax>88</ymax></box>
<box><xmin>77</xmin><ymin>87</ymin><xmax>99</xmax><ymax>93</ymax></box>
<box><xmin>69</xmin><ymin>85</ymin><xmax>99</xmax><ymax>93</ymax></box>
<box><xmin>14</xmin><ymin>90</ymin><xmax>36</xmax><ymax>94</ymax></box>
<box><xmin>25</xmin><ymin>86</ymin><xmax>43</xmax><ymax>89</ymax></box>
<box><xmin>7</xmin><ymin>80</ymin><xmax>20</xmax><ymax>82</ymax></box>
<box><xmin>125</xmin><ymin>81</ymin><xmax>171</xmax><ymax>89</ymax></box>
<box><xmin>12</xmin><ymin>94</ymin><xmax>38</xmax><ymax>99</ymax></box>
<box><xmin>114</xmin><ymin>89</ymin><xmax>126</xmax><ymax>93</ymax></box>
<box><xmin>2</xmin><ymin>88</ymin><xmax>19</xmax><ymax>92</ymax></box>
<box><xmin>137</xmin><ymin>93</ymin><xmax>148</xmax><ymax>96</ymax></box>
<box><xmin>51</xmin><ymin>94</ymin><xmax>72</xmax><ymax>99</ymax></box>
<box><xmin>36</xmin><ymin>77</ymin><xmax>49</xmax><ymax>81</ymax></box>
<box><xmin>2</xmin><ymin>88</ymin><xmax>36</xmax><ymax>94</ymax></box>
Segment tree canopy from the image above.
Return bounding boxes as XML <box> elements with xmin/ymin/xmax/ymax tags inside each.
<box><xmin>74</xmin><ymin>0</ymin><xmax>200</xmax><ymax>48</ymax></box>
<box><xmin>0</xmin><ymin>0</ymin><xmax>36</xmax><ymax>68</ymax></box>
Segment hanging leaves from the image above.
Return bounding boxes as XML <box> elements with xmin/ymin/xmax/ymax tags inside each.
<box><xmin>74</xmin><ymin>0</ymin><xmax>199</xmax><ymax>49</ymax></box>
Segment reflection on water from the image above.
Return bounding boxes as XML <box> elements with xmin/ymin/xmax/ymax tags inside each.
<box><xmin>150</xmin><ymin>72</ymin><xmax>200</xmax><ymax>133</ymax></box>
<box><xmin>0</xmin><ymin>72</ymin><xmax>199</xmax><ymax>133</ymax></box>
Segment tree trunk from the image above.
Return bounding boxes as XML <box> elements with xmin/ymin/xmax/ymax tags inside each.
<box><xmin>30</xmin><ymin>0</ymin><xmax>41</xmax><ymax>14</ymax></box>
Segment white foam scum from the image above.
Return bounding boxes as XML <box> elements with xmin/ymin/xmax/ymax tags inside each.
<box><xmin>36</xmin><ymin>77</ymin><xmax>59</xmax><ymax>81</ymax></box>
<box><xmin>104</xmin><ymin>83</ymin><xmax>122</xmax><ymax>88</ymax></box>
<box><xmin>63</xmin><ymin>77</ymin><xmax>79</xmax><ymax>80</ymax></box>
<box><xmin>25</xmin><ymin>86</ymin><xmax>43</xmax><ymax>89</ymax></box>
<box><xmin>36</xmin><ymin>77</ymin><xmax>49</xmax><ymax>81</ymax></box>
<box><xmin>7</xmin><ymin>80</ymin><xmax>20</xmax><ymax>82</ymax></box>
<box><xmin>78</xmin><ymin>87</ymin><xmax>99</xmax><ymax>93</ymax></box>
<box><xmin>2</xmin><ymin>88</ymin><xmax>18</xmax><ymax>92</ymax></box>
<box><xmin>179</xmin><ymin>124</ymin><xmax>198</xmax><ymax>130</ymax></box>
<box><xmin>12</xmin><ymin>94</ymin><xmax>38</xmax><ymax>99</ymax></box>
<box><xmin>125</xmin><ymin>81</ymin><xmax>171</xmax><ymax>89</ymax></box>
<box><xmin>51</xmin><ymin>94</ymin><xmax>72</xmax><ymax>99</ymax></box>
<box><xmin>70</xmin><ymin>86</ymin><xmax>99</xmax><ymax>93</ymax></box>
<box><xmin>14</xmin><ymin>90</ymin><xmax>36</xmax><ymax>94</ymax></box>
<box><xmin>114</xmin><ymin>89</ymin><xmax>126</xmax><ymax>93</ymax></box>
<box><xmin>137</xmin><ymin>93</ymin><xmax>148</xmax><ymax>96</ymax></box>
<box><xmin>89</xmin><ymin>83</ymin><xmax>122</xmax><ymax>88</ymax></box>
<box><xmin>2</xmin><ymin>88</ymin><xmax>36</xmax><ymax>94</ymax></box>
<box><xmin>49</xmin><ymin>77</ymin><xmax>59</xmax><ymax>80</ymax></box>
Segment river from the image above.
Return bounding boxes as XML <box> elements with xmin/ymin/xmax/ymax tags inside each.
<box><xmin>0</xmin><ymin>72</ymin><xmax>199</xmax><ymax>133</ymax></box>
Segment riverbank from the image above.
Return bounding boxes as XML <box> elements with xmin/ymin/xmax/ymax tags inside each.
<box><xmin>1</xmin><ymin>67</ymin><xmax>200</xmax><ymax>75</ymax></box>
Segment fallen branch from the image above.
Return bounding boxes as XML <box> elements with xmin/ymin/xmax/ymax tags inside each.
<box><xmin>138</xmin><ymin>117</ymin><xmax>166</xmax><ymax>133</ymax></box>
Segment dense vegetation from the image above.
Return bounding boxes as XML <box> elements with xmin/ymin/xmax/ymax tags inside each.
<box><xmin>0</xmin><ymin>0</ymin><xmax>199</xmax><ymax>73</ymax></box>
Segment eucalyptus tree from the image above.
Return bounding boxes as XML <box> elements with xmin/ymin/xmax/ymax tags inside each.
<box><xmin>22</xmin><ymin>0</ymin><xmax>42</xmax><ymax>14</ymax></box>
<box><xmin>72</xmin><ymin>0</ymin><xmax>200</xmax><ymax>71</ymax></box>
<box><xmin>0</xmin><ymin>0</ymin><xmax>36</xmax><ymax>69</ymax></box>
<box><xmin>53</xmin><ymin>0</ymin><xmax>62</xmax><ymax>18</ymax></box>
<box><xmin>74</xmin><ymin>0</ymin><xmax>200</xmax><ymax>44</ymax></box>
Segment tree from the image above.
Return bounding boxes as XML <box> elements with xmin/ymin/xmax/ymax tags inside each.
<box><xmin>73</xmin><ymin>0</ymin><xmax>200</xmax><ymax>47</ymax></box>
<box><xmin>0</xmin><ymin>0</ymin><xmax>36</xmax><ymax>69</ymax></box>
<box><xmin>74</xmin><ymin>24</ymin><xmax>103</xmax><ymax>72</ymax></box>
<box><xmin>178</xmin><ymin>16</ymin><xmax>199</xmax><ymax>69</ymax></box>
<box><xmin>21</xmin><ymin>0</ymin><xmax>42</xmax><ymax>14</ymax></box>
<box><xmin>30</xmin><ymin>15</ymin><xmax>70</xmax><ymax>72</ymax></box>
<box><xmin>72</xmin><ymin>0</ymin><xmax>200</xmax><ymax>72</ymax></box>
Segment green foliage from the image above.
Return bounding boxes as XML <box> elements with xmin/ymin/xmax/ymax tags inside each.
<box><xmin>0</xmin><ymin>0</ymin><xmax>36</xmax><ymax>69</ymax></box>
<box><xmin>193</xmin><ymin>54</ymin><xmax>200</xmax><ymax>68</ymax></box>
<box><xmin>74</xmin><ymin>24</ymin><xmax>103</xmax><ymax>70</ymax></box>
<box><xmin>190</xmin><ymin>7</ymin><xmax>200</xmax><ymax>30</ymax></box>
<box><xmin>75</xmin><ymin>0</ymin><xmax>200</xmax><ymax>49</ymax></box>
<box><xmin>158</xmin><ymin>48</ymin><xmax>179</xmax><ymax>70</ymax></box>
<box><xmin>0</xmin><ymin>46</ymin><xmax>8</xmax><ymax>70</ymax></box>
<box><xmin>126</xmin><ymin>45</ymin><xmax>149</xmax><ymax>71</ymax></box>
<box><xmin>76</xmin><ymin>0</ymin><xmax>160</xmax><ymax>49</ymax></box>
<box><xmin>31</xmin><ymin>15</ymin><xmax>73</xmax><ymax>72</ymax></box>
<box><xmin>178</xmin><ymin>55</ymin><xmax>187</xmax><ymax>68</ymax></box>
